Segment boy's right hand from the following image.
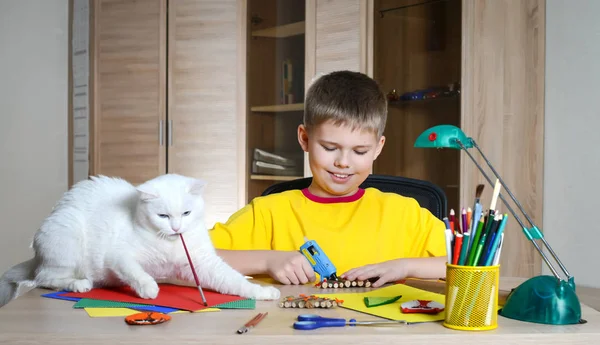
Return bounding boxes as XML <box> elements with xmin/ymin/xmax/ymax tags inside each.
<box><xmin>265</xmin><ymin>251</ymin><xmax>316</xmax><ymax>285</ymax></box>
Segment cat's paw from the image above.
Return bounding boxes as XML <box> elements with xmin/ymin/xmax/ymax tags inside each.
<box><xmin>69</xmin><ymin>279</ymin><xmax>92</xmax><ymax>293</ymax></box>
<box><xmin>250</xmin><ymin>285</ymin><xmax>280</xmax><ymax>300</ymax></box>
<box><xmin>136</xmin><ymin>280</ymin><xmax>159</xmax><ymax>299</ymax></box>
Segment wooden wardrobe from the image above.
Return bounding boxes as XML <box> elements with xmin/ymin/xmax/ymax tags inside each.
<box><xmin>71</xmin><ymin>0</ymin><xmax>244</xmax><ymax>228</ymax></box>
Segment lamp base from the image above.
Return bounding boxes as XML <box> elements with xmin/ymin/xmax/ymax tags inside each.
<box><xmin>499</xmin><ymin>275</ymin><xmax>583</xmax><ymax>325</ymax></box>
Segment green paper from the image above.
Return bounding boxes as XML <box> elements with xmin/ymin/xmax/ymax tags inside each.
<box><xmin>363</xmin><ymin>295</ymin><xmax>402</xmax><ymax>308</ymax></box>
<box><xmin>73</xmin><ymin>297</ymin><xmax>255</xmax><ymax>310</ymax></box>
<box><xmin>213</xmin><ymin>299</ymin><xmax>255</xmax><ymax>309</ymax></box>
<box><xmin>73</xmin><ymin>298</ymin><xmax>150</xmax><ymax>309</ymax></box>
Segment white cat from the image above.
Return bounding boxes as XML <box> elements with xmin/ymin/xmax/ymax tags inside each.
<box><xmin>0</xmin><ymin>173</ymin><xmax>280</xmax><ymax>308</ymax></box>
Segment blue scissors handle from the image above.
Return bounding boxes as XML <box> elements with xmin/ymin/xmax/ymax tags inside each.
<box><xmin>293</xmin><ymin>314</ymin><xmax>352</xmax><ymax>330</ymax></box>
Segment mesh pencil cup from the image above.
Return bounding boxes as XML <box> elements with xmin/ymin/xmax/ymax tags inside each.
<box><xmin>443</xmin><ymin>263</ymin><xmax>500</xmax><ymax>331</ymax></box>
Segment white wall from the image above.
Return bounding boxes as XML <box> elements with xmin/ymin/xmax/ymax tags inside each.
<box><xmin>0</xmin><ymin>1</ymin><xmax>68</xmax><ymax>273</ymax></box>
<box><xmin>544</xmin><ymin>0</ymin><xmax>600</xmax><ymax>288</ymax></box>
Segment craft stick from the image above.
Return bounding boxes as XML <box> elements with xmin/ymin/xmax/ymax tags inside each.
<box><xmin>278</xmin><ymin>295</ymin><xmax>342</xmax><ymax>309</ymax></box>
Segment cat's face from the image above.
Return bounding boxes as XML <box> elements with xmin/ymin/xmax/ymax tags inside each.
<box><xmin>135</xmin><ymin>174</ymin><xmax>207</xmax><ymax>238</ymax></box>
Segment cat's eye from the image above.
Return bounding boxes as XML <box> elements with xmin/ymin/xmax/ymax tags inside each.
<box><xmin>182</xmin><ymin>211</ymin><xmax>191</xmax><ymax>216</ymax></box>
<box><xmin>158</xmin><ymin>214</ymin><xmax>170</xmax><ymax>219</ymax></box>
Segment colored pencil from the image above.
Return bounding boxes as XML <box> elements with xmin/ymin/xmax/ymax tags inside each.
<box><xmin>466</xmin><ymin>216</ymin><xmax>485</xmax><ymax>266</ymax></box>
<box><xmin>485</xmin><ymin>214</ymin><xmax>508</xmax><ymax>266</ymax></box>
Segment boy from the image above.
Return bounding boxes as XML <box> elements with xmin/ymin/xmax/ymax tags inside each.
<box><xmin>209</xmin><ymin>71</ymin><xmax>446</xmax><ymax>288</ymax></box>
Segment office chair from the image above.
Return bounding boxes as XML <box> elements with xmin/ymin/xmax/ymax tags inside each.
<box><xmin>261</xmin><ymin>174</ymin><xmax>447</xmax><ymax>219</ymax></box>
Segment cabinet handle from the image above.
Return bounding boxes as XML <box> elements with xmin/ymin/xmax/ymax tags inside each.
<box><xmin>159</xmin><ymin>120</ymin><xmax>164</xmax><ymax>146</ymax></box>
<box><xmin>168</xmin><ymin>120</ymin><xmax>173</xmax><ymax>146</ymax></box>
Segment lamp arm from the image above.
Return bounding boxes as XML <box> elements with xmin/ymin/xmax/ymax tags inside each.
<box><xmin>470</xmin><ymin>140</ymin><xmax>573</xmax><ymax>281</ymax></box>
<box><xmin>456</xmin><ymin>140</ymin><xmax>564</xmax><ymax>281</ymax></box>
<box><xmin>472</xmin><ymin>142</ymin><xmax>536</xmax><ymax>226</ymax></box>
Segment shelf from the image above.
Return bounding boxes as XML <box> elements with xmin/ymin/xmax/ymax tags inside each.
<box><xmin>250</xmin><ymin>174</ymin><xmax>303</xmax><ymax>181</ymax></box>
<box><xmin>388</xmin><ymin>95</ymin><xmax>458</xmax><ymax>107</ymax></box>
<box><xmin>250</xmin><ymin>103</ymin><xmax>304</xmax><ymax>112</ymax></box>
<box><xmin>251</xmin><ymin>21</ymin><xmax>305</xmax><ymax>38</ymax></box>
<box><xmin>379</xmin><ymin>0</ymin><xmax>447</xmax><ymax>17</ymax></box>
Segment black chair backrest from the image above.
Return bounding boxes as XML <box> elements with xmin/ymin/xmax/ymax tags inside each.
<box><xmin>261</xmin><ymin>174</ymin><xmax>447</xmax><ymax>219</ymax></box>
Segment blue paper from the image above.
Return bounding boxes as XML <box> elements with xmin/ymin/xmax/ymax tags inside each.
<box><xmin>41</xmin><ymin>290</ymin><xmax>81</xmax><ymax>302</ymax></box>
<box><xmin>42</xmin><ymin>290</ymin><xmax>180</xmax><ymax>313</ymax></box>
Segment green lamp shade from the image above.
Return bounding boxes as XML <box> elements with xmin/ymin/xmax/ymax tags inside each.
<box><xmin>414</xmin><ymin>124</ymin><xmax>473</xmax><ymax>149</ymax></box>
<box><xmin>500</xmin><ymin>275</ymin><xmax>583</xmax><ymax>325</ymax></box>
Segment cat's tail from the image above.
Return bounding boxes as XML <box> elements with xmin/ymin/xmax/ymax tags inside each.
<box><xmin>0</xmin><ymin>258</ymin><xmax>38</xmax><ymax>308</ymax></box>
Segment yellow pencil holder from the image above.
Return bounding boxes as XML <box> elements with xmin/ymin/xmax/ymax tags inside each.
<box><xmin>443</xmin><ymin>263</ymin><xmax>500</xmax><ymax>331</ymax></box>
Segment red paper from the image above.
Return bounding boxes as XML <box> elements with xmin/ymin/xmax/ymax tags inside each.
<box><xmin>59</xmin><ymin>284</ymin><xmax>245</xmax><ymax>311</ymax></box>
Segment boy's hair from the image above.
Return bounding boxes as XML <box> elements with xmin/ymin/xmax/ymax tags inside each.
<box><xmin>304</xmin><ymin>70</ymin><xmax>387</xmax><ymax>137</ymax></box>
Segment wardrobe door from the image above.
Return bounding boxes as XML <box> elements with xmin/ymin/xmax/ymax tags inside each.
<box><xmin>91</xmin><ymin>0</ymin><xmax>167</xmax><ymax>184</ymax></box>
<box><xmin>167</xmin><ymin>0</ymin><xmax>243</xmax><ymax>227</ymax></box>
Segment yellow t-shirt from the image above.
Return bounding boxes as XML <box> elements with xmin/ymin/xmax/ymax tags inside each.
<box><xmin>209</xmin><ymin>187</ymin><xmax>446</xmax><ymax>276</ymax></box>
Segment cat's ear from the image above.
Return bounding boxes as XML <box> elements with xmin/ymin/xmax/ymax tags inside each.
<box><xmin>188</xmin><ymin>178</ymin><xmax>207</xmax><ymax>196</ymax></box>
<box><xmin>136</xmin><ymin>185</ymin><xmax>159</xmax><ymax>202</ymax></box>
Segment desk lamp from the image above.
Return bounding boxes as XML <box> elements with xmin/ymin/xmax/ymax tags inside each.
<box><xmin>414</xmin><ymin>124</ymin><xmax>582</xmax><ymax>325</ymax></box>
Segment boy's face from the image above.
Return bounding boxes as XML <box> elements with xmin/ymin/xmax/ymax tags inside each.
<box><xmin>298</xmin><ymin>120</ymin><xmax>385</xmax><ymax>198</ymax></box>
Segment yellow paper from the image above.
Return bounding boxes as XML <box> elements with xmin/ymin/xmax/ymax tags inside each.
<box><xmin>170</xmin><ymin>308</ymin><xmax>220</xmax><ymax>314</ymax></box>
<box><xmin>315</xmin><ymin>283</ymin><xmax>447</xmax><ymax>323</ymax></box>
<box><xmin>84</xmin><ymin>307</ymin><xmax>220</xmax><ymax>317</ymax></box>
<box><xmin>84</xmin><ymin>307</ymin><xmax>142</xmax><ymax>317</ymax></box>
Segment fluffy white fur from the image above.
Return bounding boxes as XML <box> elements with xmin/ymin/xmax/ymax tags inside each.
<box><xmin>0</xmin><ymin>174</ymin><xmax>280</xmax><ymax>308</ymax></box>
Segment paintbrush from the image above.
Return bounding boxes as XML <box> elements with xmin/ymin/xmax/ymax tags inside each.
<box><xmin>467</xmin><ymin>184</ymin><xmax>485</xmax><ymax>252</ymax></box>
<box><xmin>179</xmin><ymin>233</ymin><xmax>208</xmax><ymax>306</ymax></box>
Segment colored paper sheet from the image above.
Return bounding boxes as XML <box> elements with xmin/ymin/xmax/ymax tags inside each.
<box><xmin>41</xmin><ymin>292</ymin><xmax>179</xmax><ymax>313</ymax></box>
<box><xmin>59</xmin><ymin>283</ymin><xmax>246</xmax><ymax>311</ymax></box>
<box><xmin>73</xmin><ymin>298</ymin><xmax>179</xmax><ymax>313</ymax></box>
<box><xmin>74</xmin><ymin>296</ymin><xmax>254</xmax><ymax>311</ymax></box>
<box><xmin>74</xmin><ymin>298</ymin><xmax>149</xmax><ymax>309</ymax></box>
<box><xmin>84</xmin><ymin>307</ymin><xmax>220</xmax><ymax>318</ymax></box>
<box><xmin>212</xmin><ymin>298</ymin><xmax>256</xmax><ymax>309</ymax></box>
<box><xmin>315</xmin><ymin>283</ymin><xmax>447</xmax><ymax>323</ymax></box>
<box><xmin>41</xmin><ymin>290</ymin><xmax>81</xmax><ymax>302</ymax></box>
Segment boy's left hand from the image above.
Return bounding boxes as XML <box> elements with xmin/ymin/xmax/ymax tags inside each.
<box><xmin>340</xmin><ymin>259</ymin><xmax>407</xmax><ymax>288</ymax></box>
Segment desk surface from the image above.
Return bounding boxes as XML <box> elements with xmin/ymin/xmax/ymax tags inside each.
<box><xmin>0</xmin><ymin>278</ymin><xmax>599</xmax><ymax>344</ymax></box>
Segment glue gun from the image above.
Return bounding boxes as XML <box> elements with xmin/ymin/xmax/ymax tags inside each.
<box><xmin>300</xmin><ymin>237</ymin><xmax>337</xmax><ymax>282</ymax></box>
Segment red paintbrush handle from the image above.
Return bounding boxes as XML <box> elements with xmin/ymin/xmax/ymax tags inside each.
<box><xmin>179</xmin><ymin>234</ymin><xmax>201</xmax><ymax>286</ymax></box>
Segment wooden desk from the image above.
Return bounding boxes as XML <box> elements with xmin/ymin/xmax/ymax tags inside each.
<box><xmin>0</xmin><ymin>278</ymin><xmax>598</xmax><ymax>344</ymax></box>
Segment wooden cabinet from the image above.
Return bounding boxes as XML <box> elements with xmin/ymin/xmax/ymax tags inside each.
<box><xmin>81</xmin><ymin>0</ymin><xmax>245</xmax><ymax>227</ymax></box>
<box><xmin>372</xmin><ymin>0</ymin><xmax>462</xmax><ymax>211</ymax></box>
<box><xmin>370</xmin><ymin>0</ymin><xmax>545</xmax><ymax>278</ymax></box>
<box><xmin>71</xmin><ymin>0</ymin><xmax>545</xmax><ymax>277</ymax></box>
<box><xmin>244</xmin><ymin>0</ymin><xmax>307</xmax><ymax>202</ymax></box>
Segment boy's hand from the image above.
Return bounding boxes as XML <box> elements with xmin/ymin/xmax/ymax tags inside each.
<box><xmin>340</xmin><ymin>259</ymin><xmax>407</xmax><ymax>288</ymax></box>
<box><xmin>265</xmin><ymin>251</ymin><xmax>316</xmax><ymax>285</ymax></box>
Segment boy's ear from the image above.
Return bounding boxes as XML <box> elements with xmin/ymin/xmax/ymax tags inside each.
<box><xmin>297</xmin><ymin>124</ymin><xmax>309</xmax><ymax>152</ymax></box>
<box><xmin>373</xmin><ymin>135</ymin><xmax>386</xmax><ymax>160</ymax></box>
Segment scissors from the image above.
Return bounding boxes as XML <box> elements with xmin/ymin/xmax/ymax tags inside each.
<box><xmin>292</xmin><ymin>314</ymin><xmax>415</xmax><ymax>330</ymax></box>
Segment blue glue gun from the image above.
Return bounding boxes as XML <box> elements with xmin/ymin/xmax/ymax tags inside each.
<box><xmin>300</xmin><ymin>238</ymin><xmax>337</xmax><ymax>282</ymax></box>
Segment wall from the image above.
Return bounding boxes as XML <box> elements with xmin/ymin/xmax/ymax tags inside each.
<box><xmin>0</xmin><ymin>0</ymin><xmax>68</xmax><ymax>273</ymax></box>
<box><xmin>544</xmin><ymin>0</ymin><xmax>600</xmax><ymax>288</ymax></box>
